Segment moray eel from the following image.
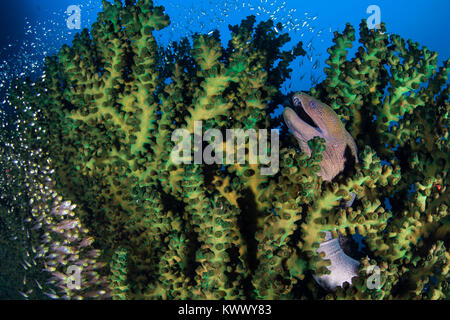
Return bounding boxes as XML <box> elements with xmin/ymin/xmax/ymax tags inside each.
<box><xmin>283</xmin><ymin>92</ymin><xmax>359</xmax><ymax>291</ymax></box>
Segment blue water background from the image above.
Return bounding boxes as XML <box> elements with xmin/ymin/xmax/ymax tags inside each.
<box><xmin>0</xmin><ymin>0</ymin><xmax>448</xmax><ymax>95</ymax></box>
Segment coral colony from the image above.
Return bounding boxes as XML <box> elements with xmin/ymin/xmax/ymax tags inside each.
<box><xmin>0</xmin><ymin>0</ymin><xmax>448</xmax><ymax>300</ymax></box>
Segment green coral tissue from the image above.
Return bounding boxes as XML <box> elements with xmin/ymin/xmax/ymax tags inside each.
<box><xmin>0</xmin><ymin>0</ymin><xmax>448</xmax><ymax>300</ymax></box>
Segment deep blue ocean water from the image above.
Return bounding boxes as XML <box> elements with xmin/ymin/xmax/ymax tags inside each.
<box><xmin>0</xmin><ymin>0</ymin><xmax>448</xmax><ymax>103</ymax></box>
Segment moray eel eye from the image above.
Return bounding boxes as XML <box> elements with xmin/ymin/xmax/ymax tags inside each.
<box><xmin>310</xmin><ymin>101</ymin><xmax>317</xmax><ymax>108</ymax></box>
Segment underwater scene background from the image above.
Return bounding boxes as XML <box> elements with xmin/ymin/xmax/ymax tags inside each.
<box><xmin>0</xmin><ymin>0</ymin><xmax>448</xmax><ymax>300</ymax></box>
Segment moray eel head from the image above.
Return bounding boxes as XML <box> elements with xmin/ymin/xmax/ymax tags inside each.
<box><xmin>283</xmin><ymin>92</ymin><xmax>358</xmax><ymax>181</ymax></box>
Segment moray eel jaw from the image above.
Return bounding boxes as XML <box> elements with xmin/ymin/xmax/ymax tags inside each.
<box><xmin>284</xmin><ymin>92</ymin><xmax>339</xmax><ymax>137</ymax></box>
<box><xmin>283</xmin><ymin>106</ymin><xmax>323</xmax><ymax>157</ymax></box>
<box><xmin>284</xmin><ymin>92</ymin><xmax>340</xmax><ymax>160</ymax></box>
<box><xmin>283</xmin><ymin>93</ymin><xmax>330</xmax><ymax>156</ymax></box>
<box><xmin>283</xmin><ymin>92</ymin><xmax>358</xmax><ymax>181</ymax></box>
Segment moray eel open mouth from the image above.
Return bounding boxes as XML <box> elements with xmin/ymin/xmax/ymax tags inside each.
<box><xmin>283</xmin><ymin>93</ymin><xmax>324</xmax><ymax>146</ymax></box>
<box><xmin>292</xmin><ymin>95</ymin><xmax>321</xmax><ymax>131</ymax></box>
